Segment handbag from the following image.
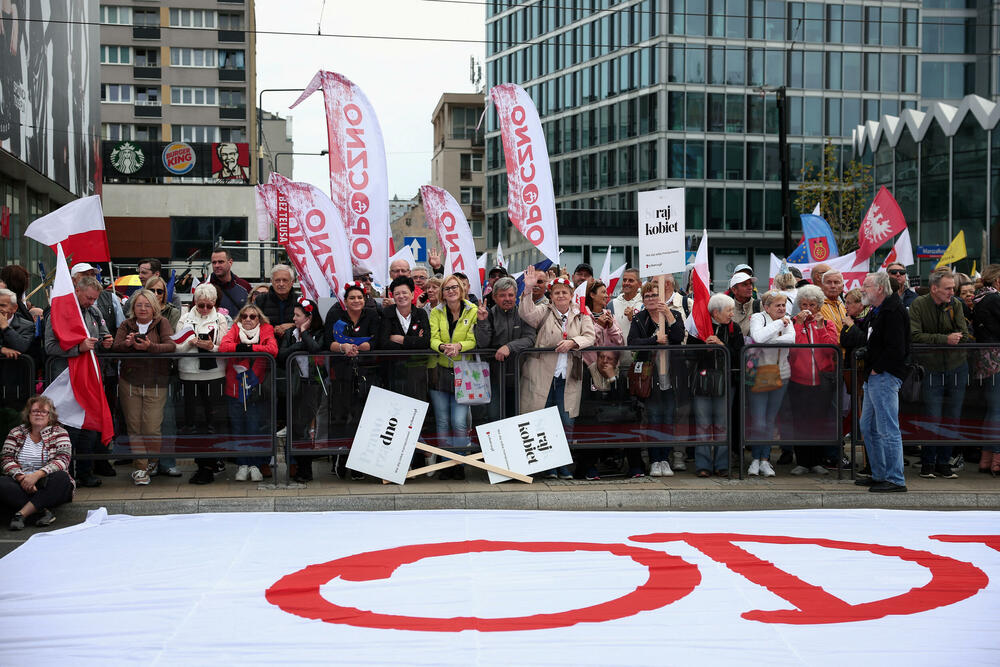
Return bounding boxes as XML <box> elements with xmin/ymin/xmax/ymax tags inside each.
<box><xmin>899</xmin><ymin>363</ymin><xmax>924</xmax><ymax>403</ymax></box>
<box><xmin>628</xmin><ymin>360</ymin><xmax>653</xmax><ymax>398</ymax></box>
<box><xmin>751</xmin><ymin>364</ymin><xmax>783</xmax><ymax>393</ymax></box>
<box><xmin>692</xmin><ymin>367</ymin><xmax>726</xmax><ymax>398</ymax></box>
<box><xmin>454</xmin><ymin>355</ymin><xmax>491</xmax><ymax>405</ymax></box>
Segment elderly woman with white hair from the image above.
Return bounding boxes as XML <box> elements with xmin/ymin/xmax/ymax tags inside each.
<box><xmin>787</xmin><ymin>284</ymin><xmax>839</xmax><ymax>476</ymax></box>
<box><xmin>685</xmin><ymin>292</ymin><xmax>744</xmax><ymax>477</ymax></box>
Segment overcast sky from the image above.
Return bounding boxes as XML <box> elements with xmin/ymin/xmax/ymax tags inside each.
<box><xmin>255</xmin><ymin>0</ymin><xmax>486</xmax><ymax>199</ymax></box>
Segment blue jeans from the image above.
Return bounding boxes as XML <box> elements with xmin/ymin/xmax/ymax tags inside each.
<box><xmin>748</xmin><ymin>384</ymin><xmax>788</xmax><ymax>460</ymax></box>
<box><xmin>228</xmin><ymin>397</ymin><xmax>266</xmax><ymax>467</ymax></box>
<box><xmin>921</xmin><ymin>364</ymin><xmax>968</xmax><ymax>464</ymax></box>
<box><xmin>861</xmin><ymin>372</ymin><xmax>905</xmax><ymax>486</ymax></box>
<box><xmin>645</xmin><ymin>387</ymin><xmax>675</xmax><ymax>463</ymax></box>
<box><xmin>694</xmin><ymin>395</ymin><xmax>729</xmax><ymax>472</ymax></box>
<box><xmin>429</xmin><ymin>389</ymin><xmax>471</xmax><ymax>450</ymax></box>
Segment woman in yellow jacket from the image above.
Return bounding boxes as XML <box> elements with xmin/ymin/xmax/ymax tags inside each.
<box><xmin>429</xmin><ymin>273</ymin><xmax>479</xmax><ymax>479</ymax></box>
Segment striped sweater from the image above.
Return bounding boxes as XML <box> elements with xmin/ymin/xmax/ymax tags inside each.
<box><xmin>2</xmin><ymin>424</ymin><xmax>75</xmax><ymax>486</ymax></box>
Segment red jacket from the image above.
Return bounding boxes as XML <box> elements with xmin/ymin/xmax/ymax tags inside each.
<box><xmin>789</xmin><ymin>318</ymin><xmax>838</xmax><ymax>386</ymax></box>
<box><xmin>219</xmin><ymin>324</ymin><xmax>278</xmax><ymax>399</ymax></box>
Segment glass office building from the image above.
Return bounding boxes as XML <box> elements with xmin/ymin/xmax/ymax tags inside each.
<box><xmin>484</xmin><ymin>1</ymin><xmax>991</xmax><ymax>279</ymax></box>
<box><xmin>855</xmin><ymin>94</ymin><xmax>997</xmax><ymax>277</ymax></box>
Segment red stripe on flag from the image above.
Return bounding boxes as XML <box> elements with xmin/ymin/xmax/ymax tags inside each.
<box><xmin>50</xmin><ymin>292</ymin><xmax>89</xmax><ymax>352</ymax></box>
<box><xmin>51</xmin><ymin>229</ymin><xmax>110</xmax><ymax>264</ymax></box>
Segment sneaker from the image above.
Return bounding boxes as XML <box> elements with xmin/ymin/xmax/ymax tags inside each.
<box><xmin>585</xmin><ymin>468</ymin><xmax>601</xmax><ymax>481</ymax></box>
<box><xmin>558</xmin><ymin>466</ymin><xmax>574</xmax><ymax>480</ymax></box>
<box><xmin>870</xmin><ymin>481</ymin><xmax>907</xmax><ymax>493</ymax></box>
<box><xmin>34</xmin><ymin>509</ymin><xmax>56</xmax><ymax>527</ymax></box>
<box><xmin>949</xmin><ymin>453</ymin><xmax>965</xmax><ymax>471</ymax></box>
<box><xmin>671</xmin><ymin>451</ymin><xmax>687</xmax><ymax>471</ymax></box>
<box><xmin>146</xmin><ymin>461</ymin><xmax>159</xmax><ymax>476</ymax></box>
<box><xmin>189</xmin><ymin>468</ymin><xmax>214</xmax><ymax>485</ymax></box>
<box><xmin>811</xmin><ymin>465</ymin><xmax>830</xmax><ymax>475</ymax></box>
<box><xmin>131</xmin><ymin>469</ymin><xmax>150</xmax><ymax>486</ymax></box>
<box><xmin>777</xmin><ymin>451</ymin><xmax>795</xmax><ymax>466</ymax></box>
<box><xmin>748</xmin><ymin>460</ymin><xmax>761</xmax><ymax>476</ymax></box>
<box><xmin>760</xmin><ymin>461</ymin><xmax>776</xmax><ymax>477</ymax></box>
<box><xmin>161</xmin><ymin>466</ymin><xmax>182</xmax><ymax>477</ymax></box>
<box><xmin>935</xmin><ymin>464</ymin><xmax>958</xmax><ymax>479</ymax></box>
<box><xmin>854</xmin><ymin>477</ymin><xmax>880</xmax><ymax>486</ymax></box>
<box><xmin>544</xmin><ymin>470</ymin><xmax>558</xmax><ymax>479</ymax></box>
<box><xmin>629</xmin><ymin>468</ymin><xmax>645</xmax><ymax>478</ymax></box>
<box><xmin>248</xmin><ymin>466</ymin><xmax>263</xmax><ymax>482</ymax></box>
<box><xmin>649</xmin><ymin>461</ymin><xmax>663</xmax><ymax>477</ymax></box>
<box><xmin>661</xmin><ymin>460</ymin><xmax>674</xmax><ymax>477</ymax></box>
<box><xmin>919</xmin><ymin>464</ymin><xmax>936</xmax><ymax>479</ymax></box>
<box><xmin>9</xmin><ymin>513</ymin><xmax>24</xmax><ymax>531</ymax></box>
<box><xmin>213</xmin><ymin>460</ymin><xmax>227</xmax><ymax>475</ymax></box>
<box><xmin>790</xmin><ymin>465</ymin><xmax>809</xmax><ymax>476</ymax></box>
<box><xmin>235</xmin><ymin>465</ymin><xmax>250</xmax><ymax>481</ymax></box>
<box><xmin>350</xmin><ymin>469</ymin><xmax>365</xmax><ymax>481</ymax></box>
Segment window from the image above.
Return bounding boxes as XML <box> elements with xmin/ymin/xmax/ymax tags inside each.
<box><xmin>170</xmin><ymin>48</ymin><xmax>217</xmax><ymax>67</ymax></box>
<box><xmin>843</xmin><ymin>5</ymin><xmax>862</xmax><ymax>44</ymax></box>
<box><xmin>923</xmin><ymin>17</ymin><xmax>974</xmax><ymax>54</ymax></box>
<box><xmin>921</xmin><ymin>61</ymin><xmax>975</xmax><ymax>99</ymax></box>
<box><xmin>135</xmin><ymin>86</ymin><xmax>160</xmax><ymax>105</ymax></box>
<box><xmin>100</xmin><ymin>45</ymin><xmax>131</xmax><ymax>65</ymax></box>
<box><xmin>172</xmin><ymin>126</ymin><xmax>220</xmax><ymax>143</ymax></box>
<box><xmin>460</xmin><ymin>153</ymin><xmax>484</xmax><ymax>175</ymax></box>
<box><xmin>100</xmin><ymin>84</ymin><xmax>132</xmax><ymax>103</ymax></box>
<box><xmin>171</xmin><ymin>87</ymin><xmax>217</xmax><ymax>105</ymax></box>
<box><xmin>218</xmin><ymin>50</ymin><xmax>246</xmax><ymax>70</ymax></box>
<box><xmin>134</xmin><ymin>48</ymin><xmax>159</xmax><ymax>67</ymax></box>
<box><xmin>101</xmin><ymin>123</ymin><xmax>131</xmax><ymax>141</ymax></box>
<box><xmin>134</xmin><ymin>125</ymin><xmax>160</xmax><ymax>141</ymax></box>
<box><xmin>452</xmin><ymin>106</ymin><xmax>482</xmax><ymax>140</ymax></box>
<box><xmin>219</xmin><ymin>89</ymin><xmax>246</xmax><ymax>108</ymax></box>
<box><xmin>460</xmin><ymin>186</ymin><xmax>483</xmax><ymax>204</ymax></box>
<box><xmin>172</xmin><ymin>218</ymin><xmax>247</xmax><ymax>263</ymax></box>
<box><xmin>218</xmin><ymin>12</ymin><xmax>245</xmax><ymax>29</ymax></box>
<box><xmin>133</xmin><ymin>9</ymin><xmax>159</xmax><ymax>26</ymax></box>
<box><xmin>220</xmin><ymin>127</ymin><xmax>246</xmax><ymax>143</ymax></box>
<box><xmin>169</xmin><ymin>9</ymin><xmax>217</xmax><ymax>28</ymax></box>
<box><xmin>99</xmin><ymin>6</ymin><xmax>131</xmax><ymax>24</ymax></box>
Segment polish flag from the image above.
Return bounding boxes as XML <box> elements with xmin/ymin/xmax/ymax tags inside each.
<box><xmin>170</xmin><ymin>325</ymin><xmax>196</xmax><ymax>344</ymax></box>
<box><xmin>598</xmin><ymin>247</ymin><xmax>627</xmax><ymax>294</ymax></box>
<box><xmin>691</xmin><ymin>233</ymin><xmax>713</xmax><ymax>341</ymax></box>
<box><xmin>477</xmin><ymin>253</ymin><xmax>488</xmax><ymax>297</ymax></box>
<box><xmin>574</xmin><ymin>280</ymin><xmax>590</xmax><ymax>315</ymax></box>
<box><xmin>42</xmin><ymin>245</ymin><xmax>113</xmax><ymax>445</ymax></box>
<box><xmin>880</xmin><ymin>229</ymin><xmax>915</xmax><ymax>269</ymax></box>
<box><xmin>496</xmin><ymin>242</ymin><xmax>506</xmax><ymax>270</ymax></box>
<box><xmin>190</xmin><ymin>276</ymin><xmax>201</xmax><ymax>293</ymax></box>
<box><xmin>25</xmin><ymin>195</ymin><xmax>110</xmax><ymax>262</ymax></box>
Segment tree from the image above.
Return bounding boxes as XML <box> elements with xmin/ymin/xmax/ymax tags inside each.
<box><xmin>794</xmin><ymin>139</ymin><xmax>873</xmax><ymax>255</ymax></box>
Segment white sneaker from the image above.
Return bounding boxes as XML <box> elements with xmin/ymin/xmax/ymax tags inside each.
<box><xmin>811</xmin><ymin>465</ymin><xmax>830</xmax><ymax>475</ymax></box>
<box><xmin>249</xmin><ymin>466</ymin><xmax>263</xmax><ymax>482</ymax></box>
<box><xmin>131</xmin><ymin>469</ymin><xmax>150</xmax><ymax>486</ymax></box>
<box><xmin>790</xmin><ymin>465</ymin><xmax>809</xmax><ymax>476</ymax></box>
<box><xmin>235</xmin><ymin>465</ymin><xmax>249</xmax><ymax>481</ymax></box>
<box><xmin>748</xmin><ymin>459</ymin><xmax>760</xmax><ymax>476</ymax></box>
<box><xmin>649</xmin><ymin>461</ymin><xmax>662</xmax><ymax>477</ymax></box>
<box><xmin>672</xmin><ymin>451</ymin><xmax>687</xmax><ymax>471</ymax></box>
<box><xmin>425</xmin><ymin>454</ymin><xmax>437</xmax><ymax>478</ymax></box>
<box><xmin>760</xmin><ymin>461</ymin><xmax>776</xmax><ymax>477</ymax></box>
<box><xmin>162</xmin><ymin>466</ymin><xmax>182</xmax><ymax>477</ymax></box>
<box><xmin>661</xmin><ymin>460</ymin><xmax>674</xmax><ymax>477</ymax></box>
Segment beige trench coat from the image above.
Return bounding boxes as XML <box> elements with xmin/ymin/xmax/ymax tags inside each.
<box><xmin>517</xmin><ymin>297</ymin><xmax>596</xmax><ymax>418</ymax></box>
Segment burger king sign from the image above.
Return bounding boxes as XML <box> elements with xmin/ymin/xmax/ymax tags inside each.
<box><xmin>162</xmin><ymin>142</ymin><xmax>196</xmax><ymax>175</ymax></box>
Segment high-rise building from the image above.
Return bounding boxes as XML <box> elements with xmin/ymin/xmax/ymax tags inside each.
<box><xmin>484</xmin><ymin>1</ymin><xmax>989</xmax><ymax>281</ymax></box>
<box><xmin>98</xmin><ymin>0</ymin><xmax>262</xmax><ymax>277</ymax></box>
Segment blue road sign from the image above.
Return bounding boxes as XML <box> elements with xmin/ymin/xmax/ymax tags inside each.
<box><xmin>404</xmin><ymin>236</ymin><xmax>427</xmax><ymax>262</ymax></box>
<box><xmin>916</xmin><ymin>245</ymin><xmax>946</xmax><ymax>259</ymax></box>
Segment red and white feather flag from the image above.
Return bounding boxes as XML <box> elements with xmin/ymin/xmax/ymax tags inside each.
<box><xmin>879</xmin><ymin>228</ymin><xmax>915</xmax><ymax>269</ymax></box>
<box><xmin>691</xmin><ymin>233</ymin><xmax>713</xmax><ymax>341</ymax></box>
<box><xmin>25</xmin><ymin>195</ymin><xmax>110</xmax><ymax>262</ymax></box>
<box><xmin>42</xmin><ymin>245</ymin><xmax>113</xmax><ymax>444</ymax></box>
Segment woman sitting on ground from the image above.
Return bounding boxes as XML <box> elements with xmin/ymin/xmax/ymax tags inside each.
<box><xmin>1</xmin><ymin>396</ymin><xmax>73</xmax><ymax>530</ymax></box>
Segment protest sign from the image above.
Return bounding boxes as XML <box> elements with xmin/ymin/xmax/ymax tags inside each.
<box><xmin>346</xmin><ymin>387</ymin><xmax>428</xmax><ymax>485</ymax></box>
<box><xmin>637</xmin><ymin>189</ymin><xmax>686</xmax><ymax>278</ymax></box>
<box><xmin>476</xmin><ymin>407</ymin><xmax>572</xmax><ymax>484</ymax></box>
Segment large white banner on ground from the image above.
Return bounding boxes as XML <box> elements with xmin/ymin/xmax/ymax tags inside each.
<box><xmin>637</xmin><ymin>188</ymin><xmax>686</xmax><ymax>278</ymax></box>
<box><xmin>346</xmin><ymin>387</ymin><xmax>428</xmax><ymax>484</ymax></box>
<box><xmin>476</xmin><ymin>406</ymin><xmax>572</xmax><ymax>483</ymax></box>
<box><xmin>2</xmin><ymin>509</ymin><xmax>998</xmax><ymax>665</ymax></box>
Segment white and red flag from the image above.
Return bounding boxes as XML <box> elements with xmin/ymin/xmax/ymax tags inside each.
<box><xmin>477</xmin><ymin>252</ymin><xmax>488</xmax><ymax>297</ymax></box>
<box><xmin>496</xmin><ymin>242</ymin><xmax>506</xmax><ymax>270</ymax></box>
<box><xmin>24</xmin><ymin>195</ymin><xmax>110</xmax><ymax>262</ymax></box>
<box><xmin>690</xmin><ymin>233</ymin><xmax>713</xmax><ymax>341</ymax></box>
<box><xmin>488</xmin><ymin>84</ymin><xmax>560</xmax><ymax>263</ymax></box>
<box><xmin>574</xmin><ymin>280</ymin><xmax>590</xmax><ymax>315</ymax></box>
<box><xmin>880</xmin><ymin>228</ymin><xmax>915</xmax><ymax>269</ymax></box>
<box><xmin>42</xmin><ymin>245</ymin><xmax>113</xmax><ymax>445</ymax></box>
<box><xmin>421</xmin><ymin>185</ymin><xmax>483</xmax><ymax>302</ymax></box>
<box><xmin>855</xmin><ymin>186</ymin><xmax>907</xmax><ymax>265</ymax></box>
<box><xmin>598</xmin><ymin>247</ymin><xmax>627</xmax><ymax>295</ymax></box>
<box><xmin>289</xmin><ymin>71</ymin><xmax>389</xmax><ymax>285</ymax></box>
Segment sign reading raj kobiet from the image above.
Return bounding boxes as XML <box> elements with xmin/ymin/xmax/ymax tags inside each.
<box><xmin>347</xmin><ymin>387</ymin><xmax>428</xmax><ymax>484</ymax></box>
<box><xmin>476</xmin><ymin>407</ymin><xmax>572</xmax><ymax>484</ymax></box>
<box><xmin>638</xmin><ymin>188</ymin><xmax>686</xmax><ymax>278</ymax></box>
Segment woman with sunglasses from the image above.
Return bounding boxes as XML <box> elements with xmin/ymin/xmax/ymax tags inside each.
<box><xmin>142</xmin><ymin>276</ymin><xmax>182</xmax><ymax>477</ymax></box>
<box><xmin>278</xmin><ymin>298</ymin><xmax>326</xmax><ymax>483</ymax></box>
<box><xmin>144</xmin><ymin>276</ymin><xmax>181</xmax><ymax>330</ymax></box>
<box><xmin>219</xmin><ymin>303</ymin><xmax>278</xmax><ymax>482</ymax></box>
<box><xmin>111</xmin><ymin>288</ymin><xmax>177</xmax><ymax>486</ymax></box>
<box><xmin>176</xmin><ymin>284</ymin><xmax>230</xmax><ymax>485</ymax></box>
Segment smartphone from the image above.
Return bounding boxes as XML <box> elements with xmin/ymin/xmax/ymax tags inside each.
<box><xmin>197</xmin><ymin>333</ymin><xmax>211</xmax><ymax>341</ymax></box>
<box><xmin>135</xmin><ymin>333</ymin><xmax>147</xmax><ymax>341</ymax></box>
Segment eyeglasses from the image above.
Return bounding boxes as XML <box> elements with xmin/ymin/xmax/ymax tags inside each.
<box><xmin>642</xmin><ymin>293</ymin><xmax>659</xmax><ymax>299</ymax></box>
<box><xmin>442</xmin><ymin>285</ymin><xmax>460</xmax><ymax>292</ymax></box>
<box><xmin>359</xmin><ymin>276</ymin><xmax>373</xmax><ymax>283</ymax></box>
<box><xmin>30</xmin><ymin>409</ymin><xmax>49</xmax><ymax>415</ymax></box>
<box><xmin>240</xmin><ymin>313</ymin><xmax>259</xmax><ymax>321</ymax></box>
<box><xmin>888</xmin><ymin>270</ymin><xmax>907</xmax><ymax>276</ymax></box>
<box><xmin>195</xmin><ymin>303</ymin><xmax>214</xmax><ymax>310</ymax></box>
<box><xmin>150</xmin><ymin>288</ymin><xmax>165</xmax><ymax>295</ymax></box>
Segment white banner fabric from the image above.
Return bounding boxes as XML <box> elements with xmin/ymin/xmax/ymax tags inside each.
<box><xmin>420</xmin><ymin>185</ymin><xmax>483</xmax><ymax>301</ymax></box>
<box><xmin>1</xmin><ymin>509</ymin><xmax>998</xmax><ymax>665</ymax></box>
<box><xmin>477</xmin><ymin>407</ymin><xmax>573</xmax><ymax>483</ymax></box>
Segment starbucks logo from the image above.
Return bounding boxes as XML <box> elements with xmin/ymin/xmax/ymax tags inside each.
<box><xmin>110</xmin><ymin>141</ymin><xmax>145</xmax><ymax>174</ymax></box>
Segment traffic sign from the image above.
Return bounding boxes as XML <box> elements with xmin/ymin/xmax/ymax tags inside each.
<box><xmin>916</xmin><ymin>244</ymin><xmax>946</xmax><ymax>259</ymax></box>
<box><xmin>404</xmin><ymin>236</ymin><xmax>427</xmax><ymax>262</ymax></box>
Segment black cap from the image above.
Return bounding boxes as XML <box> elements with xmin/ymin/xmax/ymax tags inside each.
<box><xmin>488</xmin><ymin>266</ymin><xmax>508</xmax><ymax>278</ymax></box>
<box><xmin>573</xmin><ymin>263</ymin><xmax>594</xmax><ymax>277</ymax></box>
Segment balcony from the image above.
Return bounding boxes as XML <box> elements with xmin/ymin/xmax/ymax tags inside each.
<box><xmin>218</xmin><ymin>29</ymin><xmax>245</xmax><ymax>42</ymax></box>
<box><xmin>134</xmin><ymin>102</ymin><xmax>162</xmax><ymax>118</ymax></box>
<box><xmin>218</xmin><ymin>68</ymin><xmax>246</xmax><ymax>82</ymax></box>
<box><xmin>132</xmin><ymin>26</ymin><xmax>160</xmax><ymax>40</ymax></box>
<box><xmin>469</xmin><ymin>203</ymin><xmax>483</xmax><ymax>217</ymax></box>
<box><xmin>460</xmin><ymin>170</ymin><xmax>472</xmax><ymax>181</ymax></box>
<box><xmin>133</xmin><ymin>66</ymin><xmax>161</xmax><ymax>79</ymax></box>
<box><xmin>219</xmin><ymin>105</ymin><xmax>246</xmax><ymax>120</ymax></box>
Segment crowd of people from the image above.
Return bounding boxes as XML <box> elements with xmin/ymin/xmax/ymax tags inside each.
<box><xmin>2</xmin><ymin>248</ymin><xmax>1000</xmax><ymax>528</ymax></box>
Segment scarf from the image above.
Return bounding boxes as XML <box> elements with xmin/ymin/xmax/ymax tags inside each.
<box><xmin>974</xmin><ymin>286</ymin><xmax>998</xmax><ymax>306</ymax></box>
<box><xmin>239</xmin><ymin>324</ymin><xmax>260</xmax><ymax>345</ymax></box>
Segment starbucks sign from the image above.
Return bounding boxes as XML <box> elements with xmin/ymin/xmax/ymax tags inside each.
<box><xmin>110</xmin><ymin>141</ymin><xmax>145</xmax><ymax>175</ymax></box>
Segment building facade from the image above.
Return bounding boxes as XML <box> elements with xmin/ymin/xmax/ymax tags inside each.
<box><xmin>484</xmin><ymin>1</ymin><xmax>992</xmax><ymax>281</ymax></box>
<box><xmin>855</xmin><ymin>94</ymin><xmax>998</xmax><ymax>278</ymax></box>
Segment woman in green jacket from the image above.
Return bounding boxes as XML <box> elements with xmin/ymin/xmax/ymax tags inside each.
<box><xmin>428</xmin><ymin>274</ymin><xmax>478</xmax><ymax>479</ymax></box>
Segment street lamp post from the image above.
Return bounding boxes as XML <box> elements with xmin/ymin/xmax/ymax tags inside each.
<box><xmin>755</xmin><ymin>85</ymin><xmax>793</xmax><ymax>256</ymax></box>
<box><xmin>257</xmin><ymin>88</ymin><xmax>304</xmax><ymax>184</ymax></box>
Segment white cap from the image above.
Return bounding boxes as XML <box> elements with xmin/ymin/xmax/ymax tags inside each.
<box><xmin>729</xmin><ymin>272</ymin><xmax>754</xmax><ymax>288</ymax></box>
<box><xmin>70</xmin><ymin>262</ymin><xmax>96</xmax><ymax>276</ymax></box>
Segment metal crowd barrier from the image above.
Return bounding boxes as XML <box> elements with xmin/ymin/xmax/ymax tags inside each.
<box><xmin>44</xmin><ymin>352</ymin><xmax>278</xmax><ymax>463</ymax></box>
<box><xmin>0</xmin><ymin>354</ymin><xmax>37</xmax><ymax>404</ymax></box>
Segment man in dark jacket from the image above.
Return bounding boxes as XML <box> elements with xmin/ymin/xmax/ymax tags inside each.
<box><xmin>859</xmin><ymin>271</ymin><xmax>910</xmax><ymax>493</ymax></box>
<box><xmin>475</xmin><ymin>277</ymin><xmax>536</xmax><ymax>420</ymax></box>
<box><xmin>208</xmin><ymin>248</ymin><xmax>251</xmax><ymax>316</ymax></box>
<box><xmin>253</xmin><ymin>264</ymin><xmax>298</xmax><ymax>338</ymax></box>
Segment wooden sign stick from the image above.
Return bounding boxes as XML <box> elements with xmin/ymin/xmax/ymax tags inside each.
<box><xmin>407</xmin><ymin>452</ymin><xmax>485</xmax><ymax>478</ymax></box>
<box><xmin>412</xmin><ymin>442</ymin><xmax>533</xmax><ymax>483</ymax></box>
<box><xmin>656</xmin><ymin>275</ymin><xmax>667</xmax><ymax>376</ymax></box>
